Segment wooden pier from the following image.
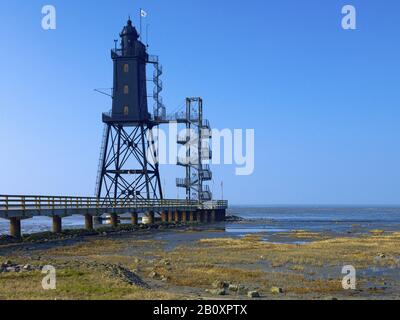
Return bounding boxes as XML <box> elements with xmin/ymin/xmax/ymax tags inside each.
<box><xmin>0</xmin><ymin>195</ymin><xmax>228</xmax><ymax>238</ymax></box>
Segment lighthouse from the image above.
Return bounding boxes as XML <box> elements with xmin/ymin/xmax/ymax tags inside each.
<box><xmin>103</xmin><ymin>19</ymin><xmax>150</xmax><ymax>124</ymax></box>
<box><xmin>96</xmin><ymin>19</ymin><xmax>163</xmax><ymax>203</ymax></box>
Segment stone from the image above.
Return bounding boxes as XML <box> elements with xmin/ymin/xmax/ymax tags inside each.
<box><xmin>149</xmin><ymin>271</ymin><xmax>160</xmax><ymax>279</ymax></box>
<box><xmin>212</xmin><ymin>280</ymin><xmax>229</xmax><ymax>289</ymax></box>
<box><xmin>23</xmin><ymin>264</ymin><xmax>32</xmax><ymax>271</ymax></box>
<box><xmin>324</xmin><ymin>296</ymin><xmax>338</xmax><ymax>300</ymax></box>
<box><xmin>228</xmin><ymin>284</ymin><xmax>247</xmax><ymax>293</ymax></box>
<box><xmin>6</xmin><ymin>267</ymin><xmax>17</xmax><ymax>273</ymax></box>
<box><xmin>229</xmin><ymin>284</ymin><xmax>239</xmax><ymax>292</ymax></box>
<box><xmin>237</xmin><ymin>286</ymin><xmax>248</xmax><ymax>295</ymax></box>
<box><xmin>207</xmin><ymin>289</ymin><xmax>226</xmax><ymax>296</ymax></box>
<box><xmin>247</xmin><ymin>290</ymin><xmax>260</xmax><ymax>298</ymax></box>
<box><xmin>161</xmin><ymin>275</ymin><xmax>170</xmax><ymax>282</ymax></box>
<box><xmin>271</xmin><ymin>287</ymin><xmax>284</xmax><ymax>294</ymax></box>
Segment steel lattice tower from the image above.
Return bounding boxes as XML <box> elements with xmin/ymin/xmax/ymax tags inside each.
<box><xmin>96</xmin><ymin>19</ymin><xmax>163</xmax><ymax>204</ymax></box>
<box><xmin>176</xmin><ymin>98</ymin><xmax>213</xmax><ymax>202</ymax></box>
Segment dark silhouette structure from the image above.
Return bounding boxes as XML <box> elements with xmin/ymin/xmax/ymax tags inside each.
<box><xmin>96</xmin><ymin>19</ymin><xmax>163</xmax><ymax>203</ymax></box>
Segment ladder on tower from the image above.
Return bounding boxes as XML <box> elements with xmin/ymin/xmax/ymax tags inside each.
<box><xmin>95</xmin><ymin>124</ymin><xmax>109</xmax><ymax>197</ymax></box>
<box><xmin>153</xmin><ymin>60</ymin><xmax>166</xmax><ymax>120</ymax></box>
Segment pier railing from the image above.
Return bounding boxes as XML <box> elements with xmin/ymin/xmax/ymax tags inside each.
<box><xmin>0</xmin><ymin>195</ymin><xmax>228</xmax><ymax>218</ymax></box>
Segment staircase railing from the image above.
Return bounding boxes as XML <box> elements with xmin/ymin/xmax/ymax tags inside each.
<box><xmin>94</xmin><ymin>124</ymin><xmax>109</xmax><ymax>196</ymax></box>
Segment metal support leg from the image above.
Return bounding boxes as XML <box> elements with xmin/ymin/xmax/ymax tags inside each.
<box><xmin>110</xmin><ymin>214</ymin><xmax>118</xmax><ymax>227</ymax></box>
<box><xmin>161</xmin><ymin>211</ymin><xmax>167</xmax><ymax>223</ymax></box>
<box><xmin>211</xmin><ymin>210</ymin><xmax>216</xmax><ymax>223</ymax></box>
<box><xmin>85</xmin><ymin>214</ymin><xmax>93</xmax><ymax>230</ymax></box>
<box><xmin>202</xmin><ymin>211</ymin><xmax>208</xmax><ymax>223</ymax></box>
<box><xmin>10</xmin><ymin>217</ymin><xmax>21</xmax><ymax>239</ymax></box>
<box><xmin>189</xmin><ymin>211</ymin><xmax>194</xmax><ymax>223</ymax></box>
<box><xmin>182</xmin><ymin>211</ymin><xmax>187</xmax><ymax>223</ymax></box>
<box><xmin>131</xmin><ymin>213</ymin><xmax>138</xmax><ymax>225</ymax></box>
<box><xmin>52</xmin><ymin>216</ymin><xmax>62</xmax><ymax>233</ymax></box>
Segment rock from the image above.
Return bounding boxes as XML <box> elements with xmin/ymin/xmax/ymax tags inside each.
<box><xmin>229</xmin><ymin>284</ymin><xmax>248</xmax><ymax>294</ymax></box>
<box><xmin>271</xmin><ymin>287</ymin><xmax>284</xmax><ymax>294</ymax></box>
<box><xmin>247</xmin><ymin>291</ymin><xmax>260</xmax><ymax>298</ymax></box>
<box><xmin>228</xmin><ymin>284</ymin><xmax>239</xmax><ymax>292</ymax></box>
<box><xmin>237</xmin><ymin>286</ymin><xmax>248</xmax><ymax>295</ymax></box>
<box><xmin>207</xmin><ymin>289</ymin><xmax>226</xmax><ymax>296</ymax></box>
<box><xmin>212</xmin><ymin>280</ymin><xmax>229</xmax><ymax>289</ymax></box>
<box><xmin>225</xmin><ymin>215</ymin><xmax>244</xmax><ymax>222</ymax></box>
<box><xmin>6</xmin><ymin>267</ymin><xmax>17</xmax><ymax>273</ymax></box>
<box><xmin>105</xmin><ymin>264</ymin><xmax>150</xmax><ymax>289</ymax></box>
<box><xmin>161</xmin><ymin>275</ymin><xmax>170</xmax><ymax>282</ymax></box>
<box><xmin>324</xmin><ymin>296</ymin><xmax>338</xmax><ymax>300</ymax></box>
<box><xmin>23</xmin><ymin>264</ymin><xmax>32</xmax><ymax>271</ymax></box>
<box><xmin>149</xmin><ymin>271</ymin><xmax>160</xmax><ymax>279</ymax></box>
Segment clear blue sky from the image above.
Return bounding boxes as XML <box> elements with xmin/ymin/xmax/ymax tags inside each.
<box><xmin>0</xmin><ymin>0</ymin><xmax>399</xmax><ymax>205</ymax></box>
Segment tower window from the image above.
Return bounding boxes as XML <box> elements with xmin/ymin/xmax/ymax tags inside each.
<box><xmin>123</xmin><ymin>106</ymin><xmax>129</xmax><ymax>116</ymax></box>
<box><xmin>123</xmin><ymin>64</ymin><xmax>129</xmax><ymax>73</ymax></box>
<box><xmin>124</xmin><ymin>85</ymin><xmax>129</xmax><ymax>95</ymax></box>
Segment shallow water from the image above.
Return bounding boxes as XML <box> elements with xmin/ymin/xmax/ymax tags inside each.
<box><xmin>226</xmin><ymin>206</ymin><xmax>400</xmax><ymax>237</ymax></box>
<box><xmin>1</xmin><ymin>206</ymin><xmax>400</xmax><ymax>238</ymax></box>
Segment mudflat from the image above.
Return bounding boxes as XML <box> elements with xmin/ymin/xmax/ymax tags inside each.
<box><xmin>0</xmin><ymin>223</ymin><xmax>399</xmax><ymax>300</ymax></box>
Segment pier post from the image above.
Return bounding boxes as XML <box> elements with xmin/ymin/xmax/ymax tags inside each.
<box><xmin>168</xmin><ymin>210</ymin><xmax>173</xmax><ymax>223</ymax></box>
<box><xmin>146</xmin><ymin>212</ymin><xmax>155</xmax><ymax>224</ymax></box>
<box><xmin>182</xmin><ymin>211</ymin><xmax>187</xmax><ymax>223</ymax></box>
<box><xmin>9</xmin><ymin>217</ymin><xmax>21</xmax><ymax>239</ymax></box>
<box><xmin>196</xmin><ymin>211</ymin><xmax>202</xmax><ymax>223</ymax></box>
<box><xmin>161</xmin><ymin>211</ymin><xmax>167</xmax><ymax>223</ymax></box>
<box><xmin>189</xmin><ymin>211</ymin><xmax>194</xmax><ymax>223</ymax></box>
<box><xmin>52</xmin><ymin>216</ymin><xmax>62</xmax><ymax>233</ymax></box>
<box><xmin>110</xmin><ymin>214</ymin><xmax>119</xmax><ymax>227</ymax></box>
<box><xmin>202</xmin><ymin>211</ymin><xmax>208</xmax><ymax>223</ymax></box>
<box><xmin>174</xmin><ymin>210</ymin><xmax>180</xmax><ymax>223</ymax></box>
<box><xmin>131</xmin><ymin>213</ymin><xmax>138</xmax><ymax>225</ymax></box>
<box><xmin>211</xmin><ymin>210</ymin><xmax>216</xmax><ymax>223</ymax></box>
<box><xmin>85</xmin><ymin>214</ymin><xmax>93</xmax><ymax>230</ymax></box>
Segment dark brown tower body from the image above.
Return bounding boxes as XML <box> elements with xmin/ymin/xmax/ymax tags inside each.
<box><xmin>96</xmin><ymin>19</ymin><xmax>162</xmax><ymax>204</ymax></box>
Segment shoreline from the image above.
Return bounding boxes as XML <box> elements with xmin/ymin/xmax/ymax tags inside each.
<box><xmin>0</xmin><ymin>220</ymin><xmax>399</xmax><ymax>300</ymax></box>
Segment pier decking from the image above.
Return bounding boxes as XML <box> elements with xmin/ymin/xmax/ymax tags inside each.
<box><xmin>0</xmin><ymin>195</ymin><xmax>228</xmax><ymax>238</ymax></box>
